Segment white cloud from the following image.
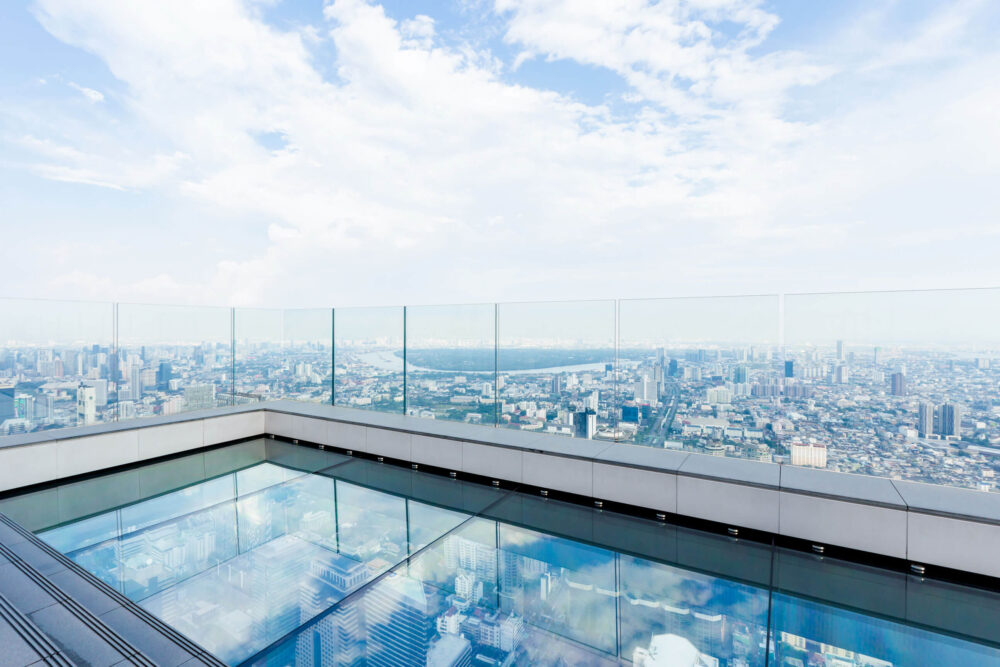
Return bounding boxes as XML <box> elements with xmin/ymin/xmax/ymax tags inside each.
<box><xmin>5</xmin><ymin>0</ymin><xmax>1000</xmax><ymax>306</ymax></box>
<box><xmin>68</xmin><ymin>81</ymin><xmax>104</xmax><ymax>102</ymax></box>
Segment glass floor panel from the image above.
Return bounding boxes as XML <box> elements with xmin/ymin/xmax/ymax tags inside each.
<box><xmin>2</xmin><ymin>439</ymin><xmax>999</xmax><ymax>666</ymax></box>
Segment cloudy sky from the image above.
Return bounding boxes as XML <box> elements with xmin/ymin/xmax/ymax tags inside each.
<box><xmin>1</xmin><ymin>0</ymin><xmax>998</xmax><ymax>308</ymax></box>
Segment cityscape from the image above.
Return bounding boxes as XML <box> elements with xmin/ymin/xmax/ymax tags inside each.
<box><xmin>3</xmin><ymin>308</ymin><xmax>999</xmax><ymax>495</ymax></box>
<box><xmin>33</xmin><ymin>458</ymin><xmax>999</xmax><ymax>666</ymax></box>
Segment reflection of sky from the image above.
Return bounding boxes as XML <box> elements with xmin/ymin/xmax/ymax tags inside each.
<box><xmin>34</xmin><ymin>458</ymin><xmax>1000</xmax><ymax>667</ymax></box>
<box><xmin>772</xmin><ymin>593</ymin><xmax>1000</xmax><ymax>666</ymax></box>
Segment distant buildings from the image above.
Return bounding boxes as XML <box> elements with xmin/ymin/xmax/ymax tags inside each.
<box><xmin>917</xmin><ymin>402</ymin><xmax>964</xmax><ymax>439</ymax></box>
<box><xmin>365</xmin><ymin>574</ymin><xmax>431</xmax><ymax>666</ymax></box>
<box><xmin>76</xmin><ymin>384</ymin><xmax>96</xmax><ymax>425</ymax></box>
<box><xmin>0</xmin><ymin>381</ymin><xmax>15</xmax><ymax>421</ymax></box>
<box><xmin>184</xmin><ymin>384</ymin><xmax>216</xmax><ymax>410</ymax></box>
<box><xmin>890</xmin><ymin>372</ymin><xmax>906</xmax><ymax>396</ymax></box>
<box><xmin>790</xmin><ymin>442</ymin><xmax>828</xmax><ymax>468</ymax></box>
<box><xmin>573</xmin><ymin>409</ymin><xmax>596</xmax><ymax>439</ymax></box>
<box><xmin>918</xmin><ymin>402</ymin><xmax>934</xmax><ymax>437</ymax></box>
<box><xmin>939</xmin><ymin>403</ymin><xmax>963</xmax><ymax>437</ymax></box>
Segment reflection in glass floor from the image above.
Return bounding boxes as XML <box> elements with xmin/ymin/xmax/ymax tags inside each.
<box><xmin>5</xmin><ymin>439</ymin><xmax>999</xmax><ymax>666</ymax></box>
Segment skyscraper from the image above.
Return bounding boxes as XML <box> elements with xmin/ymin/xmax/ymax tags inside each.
<box><xmin>131</xmin><ymin>367</ymin><xmax>144</xmax><ymax>401</ymax></box>
<box><xmin>784</xmin><ymin>360</ymin><xmax>794</xmax><ymax>378</ymax></box>
<box><xmin>184</xmin><ymin>384</ymin><xmax>216</xmax><ymax>410</ymax></box>
<box><xmin>939</xmin><ymin>403</ymin><xmax>962</xmax><ymax>437</ymax></box>
<box><xmin>890</xmin><ymin>372</ymin><xmax>906</xmax><ymax>396</ymax></box>
<box><xmin>77</xmin><ymin>385</ymin><xmax>97</xmax><ymax>425</ymax></box>
<box><xmin>836</xmin><ymin>340</ymin><xmax>845</xmax><ymax>360</ymax></box>
<box><xmin>0</xmin><ymin>381</ymin><xmax>15</xmax><ymax>422</ymax></box>
<box><xmin>157</xmin><ymin>361</ymin><xmax>173</xmax><ymax>390</ymax></box>
<box><xmin>365</xmin><ymin>574</ymin><xmax>430</xmax><ymax>666</ymax></box>
<box><xmin>573</xmin><ymin>409</ymin><xmax>596</xmax><ymax>439</ymax></box>
<box><xmin>918</xmin><ymin>402</ymin><xmax>934</xmax><ymax>437</ymax></box>
<box><xmin>295</xmin><ymin>555</ymin><xmax>369</xmax><ymax>667</ymax></box>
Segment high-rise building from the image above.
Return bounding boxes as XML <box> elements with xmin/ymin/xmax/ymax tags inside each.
<box><xmin>184</xmin><ymin>384</ymin><xmax>216</xmax><ymax>410</ymax></box>
<box><xmin>873</xmin><ymin>346</ymin><xmax>881</xmax><ymax>367</ymax></box>
<box><xmin>705</xmin><ymin>387</ymin><xmax>732</xmax><ymax>404</ymax></box>
<box><xmin>833</xmin><ymin>364</ymin><xmax>849</xmax><ymax>384</ymax></box>
<box><xmin>550</xmin><ymin>375</ymin><xmax>561</xmax><ymax>394</ymax></box>
<box><xmin>295</xmin><ymin>555</ymin><xmax>369</xmax><ymax>667</ymax></box>
<box><xmin>34</xmin><ymin>395</ymin><xmax>53</xmax><ymax>421</ymax></box>
<box><xmin>733</xmin><ymin>365</ymin><xmax>749</xmax><ymax>383</ymax></box>
<box><xmin>633</xmin><ymin>378</ymin><xmax>657</xmax><ymax>402</ymax></box>
<box><xmin>836</xmin><ymin>340</ymin><xmax>845</xmax><ymax>360</ymax></box>
<box><xmin>77</xmin><ymin>385</ymin><xmax>97</xmax><ymax>425</ymax></box>
<box><xmin>157</xmin><ymin>361</ymin><xmax>173</xmax><ymax>390</ymax></box>
<box><xmin>85</xmin><ymin>379</ymin><xmax>108</xmax><ymax>407</ymax></box>
<box><xmin>784</xmin><ymin>360</ymin><xmax>794</xmax><ymax>378</ymax></box>
<box><xmin>890</xmin><ymin>372</ymin><xmax>906</xmax><ymax>396</ymax></box>
<box><xmin>918</xmin><ymin>402</ymin><xmax>934</xmax><ymax>437</ymax></box>
<box><xmin>621</xmin><ymin>404</ymin><xmax>640</xmax><ymax>423</ymax></box>
<box><xmin>668</xmin><ymin>359</ymin><xmax>678</xmax><ymax>376</ymax></box>
<box><xmin>790</xmin><ymin>442</ymin><xmax>827</xmax><ymax>468</ymax></box>
<box><xmin>573</xmin><ymin>409</ymin><xmax>596</xmax><ymax>439</ymax></box>
<box><xmin>131</xmin><ymin>367</ymin><xmax>144</xmax><ymax>401</ymax></box>
<box><xmin>13</xmin><ymin>394</ymin><xmax>34</xmax><ymax>420</ymax></box>
<box><xmin>365</xmin><ymin>574</ymin><xmax>430</xmax><ymax>667</ymax></box>
<box><xmin>0</xmin><ymin>381</ymin><xmax>16</xmax><ymax>422</ymax></box>
<box><xmin>939</xmin><ymin>403</ymin><xmax>962</xmax><ymax>437</ymax></box>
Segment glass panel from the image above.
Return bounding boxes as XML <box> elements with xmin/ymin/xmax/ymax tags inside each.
<box><xmin>39</xmin><ymin>512</ymin><xmax>119</xmax><ymax>555</ymax></box>
<box><xmin>772</xmin><ymin>592</ymin><xmax>1000</xmax><ymax>666</ymax></box>
<box><xmin>283</xmin><ymin>308</ymin><xmax>333</xmax><ymax>403</ymax></box>
<box><xmin>119</xmin><ymin>475</ymin><xmax>234</xmax><ymax>535</ymax></box>
<box><xmin>139</xmin><ymin>468</ymin><xmax>474</xmax><ymax>663</ymax></box>
<box><xmin>120</xmin><ymin>500</ymin><xmax>240</xmax><ymax>600</ymax></box>
<box><xmin>333</xmin><ymin>481</ymin><xmax>408</xmax><ymax>570</ymax></box>
<box><xmin>497</xmin><ymin>300</ymin><xmax>616</xmax><ymax>439</ymax></box>
<box><xmin>618</xmin><ymin>295</ymin><xmax>781</xmax><ymax>458</ymax></box>
<box><xmin>333</xmin><ymin>306</ymin><xmax>404</xmax><ymax>412</ymax></box>
<box><xmin>234</xmin><ymin>308</ymin><xmax>283</xmax><ymax>404</ymax></box>
<box><xmin>117</xmin><ymin>302</ymin><xmax>232</xmax><ymax>419</ymax></box>
<box><xmin>404</xmin><ymin>303</ymin><xmax>496</xmax><ymax>425</ymax></box>
<box><xmin>0</xmin><ymin>297</ymin><xmax>114</xmax><ymax>436</ymax></box>
<box><xmin>619</xmin><ymin>551</ymin><xmax>771</xmax><ymax>664</ymax></box>
<box><xmin>783</xmin><ymin>288</ymin><xmax>1000</xmax><ymax>490</ymax></box>
<box><xmin>498</xmin><ymin>522</ymin><xmax>618</xmax><ymax>656</ymax></box>
<box><xmin>29</xmin><ymin>442</ymin><xmax>1000</xmax><ymax>667</ymax></box>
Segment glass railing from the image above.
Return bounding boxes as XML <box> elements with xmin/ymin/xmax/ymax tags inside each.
<box><xmin>2</xmin><ymin>288</ymin><xmax>998</xmax><ymax>494</ymax></box>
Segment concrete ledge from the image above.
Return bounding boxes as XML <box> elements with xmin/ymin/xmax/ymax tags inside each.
<box><xmin>4</xmin><ymin>400</ymin><xmax>1000</xmax><ymax>578</ymax></box>
<box><xmin>778</xmin><ymin>466</ymin><xmax>909</xmax><ymax>558</ymax></box>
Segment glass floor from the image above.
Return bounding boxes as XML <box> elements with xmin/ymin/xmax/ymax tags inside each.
<box><xmin>2</xmin><ymin>439</ymin><xmax>1000</xmax><ymax>666</ymax></box>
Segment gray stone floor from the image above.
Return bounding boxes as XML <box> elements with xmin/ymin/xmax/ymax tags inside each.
<box><xmin>0</xmin><ymin>514</ymin><xmax>223</xmax><ymax>667</ymax></box>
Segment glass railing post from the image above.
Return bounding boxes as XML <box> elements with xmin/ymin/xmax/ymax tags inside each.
<box><xmin>402</xmin><ymin>305</ymin><xmax>407</xmax><ymax>415</ymax></box>
<box><xmin>230</xmin><ymin>307</ymin><xmax>236</xmax><ymax>406</ymax></box>
<box><xmin>494</xmin><ymin>302</ymin><xmax>500</xmax><ymax>428</ymax></box>
<box><xmin>614</xmin><ymin>299</ymin><xmax>620</xmax><ymax>442</ymax></box>
<box><xmin>330</xmin><ymin>308</ymin><xmax>337</xmax><ymax>405</ymax></box>
<box><xmin>111</xmin><ymin>301</ymin><xmax>118</xmax><ymax>422</ymax></box>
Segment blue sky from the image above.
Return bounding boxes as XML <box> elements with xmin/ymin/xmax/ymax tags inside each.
<box><xmin>1</xmin><ymin>0</ymin><xmax>999</xmax><ymax>308</ymax></box>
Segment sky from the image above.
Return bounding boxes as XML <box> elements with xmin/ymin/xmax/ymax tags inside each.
<box><xmin>1</xmin><ymin>0</ymin><xmax>999</xmax><ymax>309</ymax></box>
